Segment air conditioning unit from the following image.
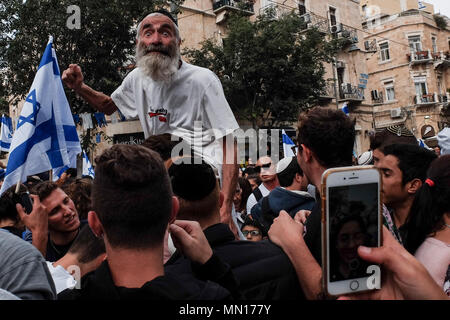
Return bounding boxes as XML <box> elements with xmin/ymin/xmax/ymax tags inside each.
<box><xmin>390</xmin><ymin>108</ymin><xmax>402</xmax><ymax>118</ymax></box>
<box><xmin>330</xmin><ymin>23</ymin><xmax>342</xmax><ymax>34</ymax></box>
<box><xmin>300</xmin><ymin>13</ymin><xmax>311</xmax><ymax>24</ymax></box>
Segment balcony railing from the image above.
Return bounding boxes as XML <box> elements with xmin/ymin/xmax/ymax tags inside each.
<box><xmin>437</xmin><ymin>93</ymin><xmax>450</xmax><ymax>103</ymax></box>
<box><xmin>259</xmin><ymin>3</ymin><xmax>290</xmax><ymax>19</ymax></box>
<box><xmin>298</xmin><ymin>11</ymin><xmax>330</xmax><ymax>34</ymax></box>
<box><xmin>319</xmin><ymin>82</ymin><xmax>336</xmax><ymax>100</ymax></box>
<box><xmin>213</xmin><ymin>0</ymin><xmax>254</xmax><ymax>15</ymax></box>
<box><xmin>408</xmin><ymin>50</ymin><xmax>433</xmax><ymax>64</ymax></box>
<box><xmin>339</xmin><ymin>83</ymin><xmax>364</xmax><ymax>101</ymax></box>
<box><xmin>414</xmin><ymin>93</ymin><xmax>437</xmax><ymax>105</ymax></box>
<box><xmin>432</xmin><ymin>51</ymin><xmax>450</xmax><ymax>69</ymax></box>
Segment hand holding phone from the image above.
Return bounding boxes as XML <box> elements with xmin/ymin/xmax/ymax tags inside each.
<box><xmin>321</xmin><ymin>166</ymin><xmax>382</xmax><ymax>297</ymax></box>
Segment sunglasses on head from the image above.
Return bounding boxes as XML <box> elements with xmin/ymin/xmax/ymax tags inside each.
<box><xmin>254</xmin><ymin>162</ymin><xmax>272</xmax><ymax>173</ymax></box>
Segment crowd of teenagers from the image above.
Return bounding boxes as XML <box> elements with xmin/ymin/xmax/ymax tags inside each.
<box><xmin>0</xmin><ymin>107</ymin><xmax>449</xmax><ymax>301</ymax></box>
<box><xmin>0</xmin><ymin>9</ymin><xmax>449</xmax><ymax>302</ymax></box>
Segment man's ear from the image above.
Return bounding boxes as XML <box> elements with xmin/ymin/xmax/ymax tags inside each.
<box><xmin>406</xmin><ymin>178</ymin><xmax>423</xmax><ymax>195</ymax></box>
<box><xmin>88</xmin><ymin>211</ymin><xmax>104</xmax><ymax>238</ymax></box>
<box><xmin>302</xmin><ymin>144</ymin><xmax>313</xmax><ymax>163</ymax></box>
<box><xmin>169</xmin><ymin>196</ymin><xmax>179</xmax><ymax>224</ymax></box>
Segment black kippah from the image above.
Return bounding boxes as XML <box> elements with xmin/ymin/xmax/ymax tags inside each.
<box><xmin>168</xmin><ymin>157</ymin><xmax>217</xmax><ymax>201</ymax></box>
<box><xmin>152</xmin><ymin>8</ymin><xmax>178</xmax><ymax>26</ymax></box>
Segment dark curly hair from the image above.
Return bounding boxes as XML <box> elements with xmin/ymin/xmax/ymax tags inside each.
<box><xmin>297</xmin><ymin>107</ymin><xmax>355</xmax><ymax>168</ymax></box>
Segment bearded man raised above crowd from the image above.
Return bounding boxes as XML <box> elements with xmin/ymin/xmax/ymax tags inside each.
<box><xmin>61</xmin><ymin>9</ymin><xmax>240</xmax><ymax>237</ymax></box>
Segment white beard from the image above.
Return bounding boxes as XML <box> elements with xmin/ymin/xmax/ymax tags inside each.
<box><xmin>135</xmin><ymin>43</ymin><xmax>180</xmax><ymax>84</ymax></box>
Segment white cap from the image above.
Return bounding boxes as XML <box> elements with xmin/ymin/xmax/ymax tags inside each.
<box><xmin>358</xmin><ymin>151</ymin><xmax>373</xmax><ymax>165</ymax></box>
<box><xmin>276</xmin><ymin>157</ymin><xmax>294</xmax><ymax>174</ymax></box>
<box><xmin>437</xmin><ymin>128</ymin><xmax>450</xmax><ymax>155</ymax></box>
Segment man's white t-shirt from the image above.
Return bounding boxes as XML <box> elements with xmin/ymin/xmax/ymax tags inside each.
<box><xmin>45</xmin><ymin>262</ymin><xmax>77</xmax><ymax>294</ymax></box>
<box><xmin>246</xmin><ymin>183</ymin><xmax>270</xmax><ymax>215</ymax></box>
<box><xmin>111</xmin><ymin>61</ymin><xmax>239</xmax><ymax>174</ymax></box>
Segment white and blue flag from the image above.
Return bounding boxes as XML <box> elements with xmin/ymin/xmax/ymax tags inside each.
<box><xmin>341</xmin><ymin>102</ymin><xmax>349</xmax><ymax>116</ymax></box>
<box><xmin>0</xmin><ymin>114</ymin><xmax>13</xmax><ymax>152</ymax></box>
<box><xmin>53</xmin><ymin>150</ymin><xmax>94</xmax><ymax>180</ymax></box>
<box><xmin>0</xmin><ymin>36</ymin><xmax>81</xmax><ymax>195</ymax></box>
<box><xmin>282</xmin><ymin>129</ymin><xmax>297</xmax><ymax>157</ymax></box>
<box><xmin>418</xmin><ymin>1</ymin><xmax>426</xmax><ymax>10</ymax></box>
<box><xmin>82</xmin><ymin>151</ymin><xmax>95</xmax><ymax>178</ymax></box>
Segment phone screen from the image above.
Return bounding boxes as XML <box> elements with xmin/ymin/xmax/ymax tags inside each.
<box><xmin>328</xmin><ymin>183</ymin><xmax>379</xmax><ymax>283</ymax></box>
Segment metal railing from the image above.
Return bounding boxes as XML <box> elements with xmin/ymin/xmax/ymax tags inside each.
<box><xmin>340</xmin><ymin>83</ymin><xmax>364</xmax><ymax>101</ymax></box>
<box><xmin>298</xmin><ymin>11</ymin><xmax>330</xmax><ymax>34</ymax></box>
<box><xmin>213</xmin><ymin>0</ymin><xmax>254</xmax><ymax>14</ymax></box>
<box><xmin>408</xmin><ymin>50</ymin><xmax>432</xmax><ymax>63</ymax></box>
<box><xmin>414</xmin><ymin>93</ymin><xmax>437</xmax><ymax>104</ymax></box>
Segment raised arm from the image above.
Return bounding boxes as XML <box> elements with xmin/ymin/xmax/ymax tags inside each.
<box><xmin>62</xmin><ymin>64</ymin><xmax>118</xmax><ymax>115</ymax></box>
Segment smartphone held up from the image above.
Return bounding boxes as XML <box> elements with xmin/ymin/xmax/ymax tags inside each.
<box><xmin>321</xmin><ymin>166</ymin><xmax>382</xmax><ymax>296</ymax></box>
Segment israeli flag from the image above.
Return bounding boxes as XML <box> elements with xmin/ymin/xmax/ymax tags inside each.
<box><xmin>282</xmin><ymin>129</ymin><xmax>296</xmax><ymax>157</ymax></box>
<box><xmin>82</xmin><ymin>151</ymin><xmax>95</xmax><ymax>178</ymax></box>
<box><xmin>341</xmin><ymin>102</ymin><xmax>349</xmax><ymax>116</ymax></box>
<box><xmin>418</xmin><ymin>1</ymin><xmax>426</xmax><ymax>10</ymax></box>
<box><xmin>0</xmin><ymin>36</ymin><xmax>81</xmax><ymax>195</ymax></box>
<box><xmin>0</xmin><ymin>114</ymin><xmax>13</xmax><ymax>152</ymax></box>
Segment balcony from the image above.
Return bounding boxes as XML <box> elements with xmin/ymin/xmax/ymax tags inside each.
<box><xmin>318</xmin><ymin>82</ymin><xmax>336</xmax><ymax>102</ymax></box>
<box><xmin>213</xmin><ymin>0</ymin><xmax>254</xmax><ymax>16</ymax></box>
<box><xmin>339</xmin><ymin>83</ymin><xmax>365</xmax><ymax>102</ymax></box>
<box><xmin>432</xmin><ymin>51</ymin><xmax>450</xmax><ymax>69</ymax></box>
<box><xmin>407</xmin><ymin>50</ymin><xmax>433</xmax><ymax>65</ymax></box>
<box><xmin>413</xmin><ymin>93</ymin><xmax>438</xmax><ymax>105</ymax></box>
<box><xmin>259</xmin><ymin>3</ymin><xmax>290</xmax><ymax>19</ymax></box>
<box><xmin>298</xmin><ymin>11</ymin><xmax>330</xmax><ymax>34</ymax></box>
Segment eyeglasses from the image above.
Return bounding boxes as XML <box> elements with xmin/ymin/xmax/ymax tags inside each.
<box><xmin>254</xmin><ymin>163</ymin><xmax>272</xmax><ymax>173</ymax></box>
<box><xmin>242</xmin><ymin>230</ymin><xmax>261</xmax><ymax>237</ymax></box>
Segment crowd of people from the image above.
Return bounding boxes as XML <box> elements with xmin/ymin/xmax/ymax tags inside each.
<box><xmin>0</xmin><ymin>9</ymin><xmax>449</xmax><ymax>302</ymax></box>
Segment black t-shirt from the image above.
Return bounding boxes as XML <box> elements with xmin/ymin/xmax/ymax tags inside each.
<box><xmin>45</xmin><ymin>220</ymin><xmax>88</xmax><ymax>262</ymax></box>
<box><xmin>303</xmin><ymin>201</ymin><xmax>322</xmax><ymax>266</ymax></box>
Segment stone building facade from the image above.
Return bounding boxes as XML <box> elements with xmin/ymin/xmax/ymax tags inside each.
<box><xmin>362</xmin><ymin>5</ymin><xmax>450</xmax><ymax>148</ymax></box>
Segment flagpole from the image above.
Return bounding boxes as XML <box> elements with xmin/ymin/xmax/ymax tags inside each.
<box><xmin>15</xmin><ymin>178</ymin><xmax>21</xmax><ymax>193</ymax></box>
<box><xmin>49</xmin><ymin>169</ymin><xmax>53</xmax><ymax>181</ymax></box>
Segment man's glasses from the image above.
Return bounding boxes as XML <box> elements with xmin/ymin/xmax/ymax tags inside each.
<box><xmin>254</xmin><ymin>162</ymin><xmax>271</xmax><ymax>173</ymax></box>
<box><xmin>242</xmin><ymin>230</ymin><xmax>261</xmax><ymax>237</ymax></box>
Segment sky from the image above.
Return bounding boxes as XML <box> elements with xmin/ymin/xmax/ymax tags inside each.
<box><xmin>425</xmin><ymin>0</ymin><xmax>450</xmax><ymax>17</ymax></box>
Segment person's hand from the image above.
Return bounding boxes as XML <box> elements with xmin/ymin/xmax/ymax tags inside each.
<box><xmin>169</xmin><ymin>220</ymin><xmax>213</xmax><ymax>265</ymax></box>
<box><xmin>268</xmin><ymin>210</ymin><xmax>303</xmax><ymax>250</ymax></box>
<box><xmin>294</xmin><ymin>209</ymin><xmax>311</xmax><ymax>224</ymax></box>
<box><xmin>339</xmin><ymin>227</ymin><xmax>448</xmax><ymax>300</ymax></box>
<box><xmin>62</xmin><ymin>64</ymin><xmax>84</xmax><ymax>92</ymax></box>
<box><xmin>17</xmin><ymin>194</ymin><xmax>48</xmax><ymax>234</ymax></box>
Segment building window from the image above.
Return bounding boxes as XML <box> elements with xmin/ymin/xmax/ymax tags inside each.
<box><xmin>362</xmin><ymin>5</ymin><xmax>367</xmax><ymax>17</ymax></box>
<box><xmin>379</xmin><ymin>42</ymin><xmax>390</xmax><ymax>61</ymax></box>
<box><xmin>408</xmin><ymin>35</ymin><xmax>422</xmax><ymax>53</ymax></box>
<box><xmin>432</xmin><ymin>37</ymin><xmax>437</xmax><ymax>53</ymax></box>
<box><xmin>414</xmin><ymin>77</ymin><xmax>429</xmax><ymax>103</ymax></box>
<box><xmin>384</xmin><ymin>81</ymin><xmax>395</xmax><ymax>101</ymax></box>
<box><xmin>329</xmin><ymin>7</ymin><xmax>337</xmax><ymax>27</ymax></box>
<box><xmin>298</xmin><ymin>0</ymin><xmax>306</xmax><ymax>16</ymax></box>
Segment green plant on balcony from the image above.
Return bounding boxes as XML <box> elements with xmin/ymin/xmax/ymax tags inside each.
<box><xmin>433</xmin><ymin>14</ymin><xmax>448</xmax><ymax>30</ymax></box>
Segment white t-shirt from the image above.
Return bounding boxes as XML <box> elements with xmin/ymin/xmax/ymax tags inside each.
<box><xmin>45</xmin><ymin>262</ymin><xmax>77</xmax><ymax>294</ymax></box>
<box><xmin>111</xmin><ymin>61</ymin><xmax>239</xmax><ymax>174</ymax></box>
<box><xmin>246</xmin><ymin>183</ymin><xmax>270</xmax><ymax>215</ymax></box>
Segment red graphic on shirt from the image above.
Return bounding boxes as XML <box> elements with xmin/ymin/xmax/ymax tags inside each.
<box><xmin>148</xmin><ymin>108</ymin><xmax>168</xmax><ymax>123</ymax></box>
